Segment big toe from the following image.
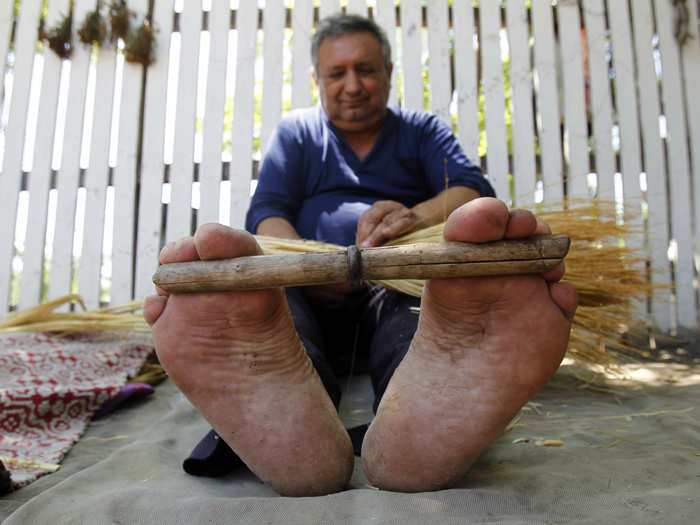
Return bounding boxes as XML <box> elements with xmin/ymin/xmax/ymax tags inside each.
<box><xmin>443</xmin><ymin>197</ymin><xmax>544</xmax><ymax>244</ymax></box>
<box><xmin>194</xmin><ymin>223</ymin><xmax>263</xmax><ymax>260</ymax></box>
<box><xmin>442</xmin><ymin>198</ymin><xmax>511</xmax><ymax>243</ymax></box>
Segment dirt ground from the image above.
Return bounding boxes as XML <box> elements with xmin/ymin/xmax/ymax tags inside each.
<box><xmin>621</xmin><ymin>327</ymin><xmax>700</xmax><ymax>366</ymax></box>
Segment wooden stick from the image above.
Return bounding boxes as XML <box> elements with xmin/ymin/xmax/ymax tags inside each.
<box><xmin>152</xmin><ymin>234</ymin><xmax>570</xmax><ymax>293</ymax></box>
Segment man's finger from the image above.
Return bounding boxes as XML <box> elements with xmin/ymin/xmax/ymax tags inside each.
<box><xmin>356</xmin><ymin>203</ymin><xmax>388</xmax><ymax>241</ymax></box>
<box><xmin>356</xmin><ymin>201</ymin><xmax>404</xmax><ymax>245</ymax></box>
<box><xmin>361</xmin><ymin>212</ymin><xmax>418</xmax><ymax>247</ymax></box>
<box><xmin>380</xmin><ymin>213</ymin><xmax>418</xmax><ymax>238</ymax></box>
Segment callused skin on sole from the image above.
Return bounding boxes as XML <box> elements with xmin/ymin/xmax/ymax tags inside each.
<box><xmin>144</xmin><ymin>224</ymin><xmax>354</xmax><ymax>496</ymax></box>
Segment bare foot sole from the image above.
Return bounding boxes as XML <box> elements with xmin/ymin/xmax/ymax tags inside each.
<box><xmin>144</xmin><ymin>224</ymin><xmax>353</xmax><ymax>496</ymax></box>
<box><xmin>361</xmin><ymin>198</ymin><xmax>578</xmax><ymax>492</ymax></box>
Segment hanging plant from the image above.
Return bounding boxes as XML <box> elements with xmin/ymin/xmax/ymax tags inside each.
<box><xmin>109</xmin><ymin>0</ymin><xmax>135</xmax><ymax>43</ymax></box>
<box><xmin>125</xmin><ymin>18</ymin><xmax>155</xmax><ymax>66</ymax></box>
<box><xmin>77</xmin><ymin>1</ymin><xmax>108</xmax><ymax>46</ymax></box>
<box><xmin>44</xmin><ymin>10</ymin><xmax>73</xmax><ymax>59</ymax></box>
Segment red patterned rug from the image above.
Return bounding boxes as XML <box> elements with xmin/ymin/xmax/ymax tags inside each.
<box><xmin>0</xmin><ymin>332</ymin><xmax>153</xmax><ymax>490</ymax></box>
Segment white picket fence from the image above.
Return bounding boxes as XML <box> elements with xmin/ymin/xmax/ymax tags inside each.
<box><xmin>1</xmin><ymin>0</ymin><xmax>699</xmax><ymax>335</ymax></box>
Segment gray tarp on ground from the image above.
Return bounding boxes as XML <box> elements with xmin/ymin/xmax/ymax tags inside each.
<box><xmin>2</xmin><ymin>353</ymin><xmax>698</xmax><ymax>524</ymax></box>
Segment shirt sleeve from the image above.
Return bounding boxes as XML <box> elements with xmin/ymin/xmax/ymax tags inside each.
<box><xmin>417</xmin><ymin>114</ymin><xmax>496</xmax><ymax>198</ymax></box>
<box><xmin>245</xmin><ymin>118</ymin><xmax>305</xmax><ymax>234</ymax></box>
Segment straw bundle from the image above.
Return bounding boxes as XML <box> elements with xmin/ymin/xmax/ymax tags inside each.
<box><xmin>0</xmin><ymin>200</ymin><xmax>660</xmax><ymax>367</ymax></box>
<box><xmin>0</xmin><ymin>295</ymin><xmax>150</xmax><ymax>335</ymax></box>
<box><xmin>259</xmin><ymin>199</ymin><xmax>660</xmax><ymax>366</ymax></box>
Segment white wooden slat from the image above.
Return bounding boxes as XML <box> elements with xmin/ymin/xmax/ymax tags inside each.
<box><xmin>0</xmin><ymin>0</ymin><xmax>12</xmax><ymax>79</ymax></box>
<box><xmin>425</xmin><ymin>0</ymin><xmax>451</xmax><ymax>126</ymax></box>
<box><xmin>0</xmin><ymin>0</ymin><xmax>42</xmax><ymax>311</ymax></box>
<box><xmin>134</xmin><ymin>0</ymin><xmax>175</xmax><ymax>300</ymax></box>
<box><xmin>655</xmin><ymin>0</ymin><xmax>697</xmax><ymax>329</ymax></box>
<box><xmin>373</xmin><ymin>0</ymin><xmax>398</xmax><ymax>107</ymax></box>
<box><xmin>531</xmin><ymin>0</ymin><xmax>563</xmax><ymax>202</ymax></box>
<box><xmin>400</xmin><ymin>0</ymin><xmax>423</xmax><ymax>111</ymax></box>
<box><xmin>608</xmin><ymin>1</ymin><xmax>643</xmax><ymax>204</ymax></box>
<box><xmin>479</xmin><ymin>0</ymin><xmax>509</xmax><ymax>200</ymax></box>
<box><xmin>229</xmin><ymin>0</ymin><xmax>257</xmax><ymax>228</ymax></box>
<box><xmin>290</xmin><ymin>0</ymin><xmax>313</xmax><ymax>109</ymax></box>
<box><xmin>606</xmin><ymin>0</ymin><xmax>646</xmax><ymax>318</ymax></box>
<box><xmin>49</xmin><ymin>0</ymin><xmax>93</xmax><ymax>303</ymax></box>
<box><xmin>197</xmin><ymin>0</ymin><xmax>230</xmax><ymax>227</ymax></box>
<box><xmin>581</xmin><ymin>0</ymin><xmax>616</xmax><ymax>200</ymax></box>
<box><xmin>452</xmin><ymin>0</ymin><xmax>479</xmax><ymax>162</ymax></box>
<box><xmin>260</xmin><ymin>0</ymin><xmax>285</xmax><ymax>155</ymax></box>
<box><xmin>345</xmin><ymin>0</ymin><xmax>367</xmax><ymax>16</ymax></box>
<box><xmin>557</xmin><ymin>0</ymin><xmax>589</xmax><ymax>199</ymax></box>
<box><xmin>110</xmin><ymin>0</ymin><xmax>149</xmax><ymax>306</ymax></box>
<box><xmin>164</xmin><ymin>1</ymin><xmax>201</xmax><ymax>244</ymax></box>
<box><xmin>683</xmin><ymin>0</ymin><xmax>700</xmax><ymax>329</ymax></box>
<box><xmin>319</xmin><ymin>0</ymin><xmax>341</xmax><ymax>20</ymax></box>
<box><xmin>78</xmin><ymin>47</ymin><xmax>118</xmax><ymax>310</ymax></box>
<box><xmin>630</xmin><ymin>0</ymin><xmax>671</xmax><ymax>330</ymax></box>
<box><xmin>18</xmin><ymin>0</ymin><xmax>71</xmax><ymax>309</ymax></box>
<box><xmin>506</xmin><ymin>0</ymin><xmax>536</xmax><ymax>206</ymax></box>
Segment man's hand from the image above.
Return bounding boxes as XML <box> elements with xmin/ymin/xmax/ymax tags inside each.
<box><xmin>355</xmin><ymin>200</ymin><xmax>425</xmax><ymax>248</ymax></box>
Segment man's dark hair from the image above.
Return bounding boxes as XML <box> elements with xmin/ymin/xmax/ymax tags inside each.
<box><xmin>311</xmin><ymin>13</ymin><xmax>392</xmax><ymax>74</ymax></box>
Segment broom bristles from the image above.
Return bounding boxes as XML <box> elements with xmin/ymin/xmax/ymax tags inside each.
<box><xmin>261</xmin><ymin>199</ymin><xmax>664</xmax><ymax>365</ymax></box>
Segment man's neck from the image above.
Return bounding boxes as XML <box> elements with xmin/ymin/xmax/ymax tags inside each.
<box><xmin>335</xmin><ymin>114</ymin><xmax>387</xmax><ymax>162</ymax></box>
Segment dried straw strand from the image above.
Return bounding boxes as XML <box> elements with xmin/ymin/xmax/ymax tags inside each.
<box><xmin>0</xmin><ymin>295</ymin><xmax>149</xmax><ymax>335</ymax></box>
<box><xmin>0</xmin><ymin>455</ymin><xmax>60</xmax><ymax>473</ymax></box>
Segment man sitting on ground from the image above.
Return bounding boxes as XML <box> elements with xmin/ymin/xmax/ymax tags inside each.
<box><xmin>144</xmin><ymin>13</ymin><xmax>577</xmax><ymax>496</ymax></box>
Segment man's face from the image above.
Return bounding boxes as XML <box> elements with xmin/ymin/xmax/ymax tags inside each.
<box><xmin>314</xmin><ymin>32</ymin><xmax>392</xmax><ymax>133</ymax></box>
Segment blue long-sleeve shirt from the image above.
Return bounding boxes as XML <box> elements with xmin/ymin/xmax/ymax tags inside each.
<box><xmin>245</xmin><ymin>106</ymin><xmax>495</xmax><ymax>246</ymax></box>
